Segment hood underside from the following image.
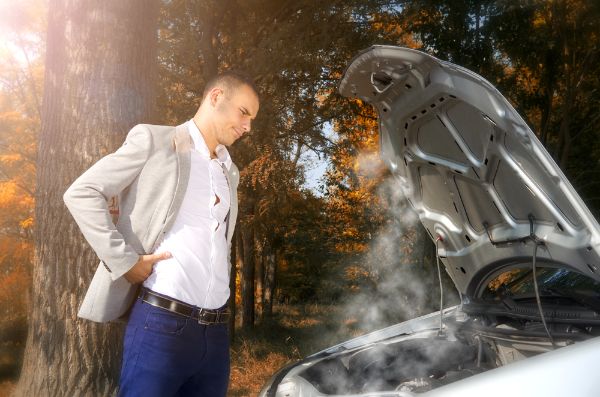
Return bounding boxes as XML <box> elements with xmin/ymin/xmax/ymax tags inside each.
<box><xmin>339</xmin><ymin>46</ymin><xmax>600</xmax><ymax>296</ymax></box>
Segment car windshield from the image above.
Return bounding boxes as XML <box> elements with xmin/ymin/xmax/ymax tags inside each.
<box><xmin>481</xmin><ymin>267</ymin><xmax>600</xmax><ymax>302</ymax></box>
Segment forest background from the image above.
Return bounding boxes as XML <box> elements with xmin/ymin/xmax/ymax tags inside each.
<box><xmin>1</xmin><ymin>0</ymin><xmax>599</xmax><ymax>396</ymax></box>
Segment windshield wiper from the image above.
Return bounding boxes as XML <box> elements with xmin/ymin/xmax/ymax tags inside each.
<box><xmin>544</xmin><ymin>287</ymin><xmax>600</xmax><ymax>313</ymax></box>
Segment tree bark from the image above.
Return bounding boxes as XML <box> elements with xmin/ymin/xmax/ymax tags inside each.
<box><xmin>241</xmin><ymin>225</ymin><xmax>255</xmax><ymax>328</ymax></box>
<box><xmin>15</xmin><ymin>1</ymin><xmax>158</xmax><ymax>396</ymax></box>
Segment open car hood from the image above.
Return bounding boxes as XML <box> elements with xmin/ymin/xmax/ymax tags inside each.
<box><xmin>339</xmin><ymin>46</ymin><xmax>600</xmax><ymax>297</ymax></box>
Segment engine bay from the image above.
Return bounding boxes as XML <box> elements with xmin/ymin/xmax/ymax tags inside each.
<box><xmin>297</xmin><ymin>321</ymin><xmax>579</xmax><ymax>395</ymax></box>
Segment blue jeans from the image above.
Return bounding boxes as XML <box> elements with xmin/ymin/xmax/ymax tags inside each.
<box><xmin>118</xmin><ymin>296</ymin><xmax>230</xmax><ymax>397</ymax></box>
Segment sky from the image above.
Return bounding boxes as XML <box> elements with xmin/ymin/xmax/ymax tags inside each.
<box><xmin>299</xmin><ymin>122</ymin><xmax>336</xmax><ymax>195</ymax></box>
<box><xmin>301</xmin><ymin>149</ymin><xmax>329</xmax><ymax>195</ymax></box>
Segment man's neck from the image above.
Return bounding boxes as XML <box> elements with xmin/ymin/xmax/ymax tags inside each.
<box><xmin>192</xmin><ymin>117</ymin><xmax>217</xmax><ymax>158</ymax></box>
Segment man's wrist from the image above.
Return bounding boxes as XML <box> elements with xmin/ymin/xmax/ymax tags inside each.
<box><xmin>107</xmin><ymin>250</ymin><xmax>141</xmax><ymax>281</ymax></box>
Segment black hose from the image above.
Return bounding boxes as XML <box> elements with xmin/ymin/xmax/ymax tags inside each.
<box><xmin>531</xmin><ymin>242</ymin><xmax>556</xmax><ymax>349</ymax></box>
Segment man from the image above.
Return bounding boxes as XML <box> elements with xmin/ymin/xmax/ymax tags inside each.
<box><xmin>63</xmin><ymin>71</ymin><xmax>260</xmax><ymax>396</ymax></box>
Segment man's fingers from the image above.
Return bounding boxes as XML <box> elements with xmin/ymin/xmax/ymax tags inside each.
<box><xmin>157</xmin><ymin>251</ymin><xmax>172</xmax><ymax>260</ymax></box>
<box><xmin>149</xmin><ymin>251</ymin><xmax>172</xmax><ymax>263</ymax></box>
<box><xmin>128</xmin><ymin>252</ymin><xmax>172</xmax><ymax>284</ymax></box>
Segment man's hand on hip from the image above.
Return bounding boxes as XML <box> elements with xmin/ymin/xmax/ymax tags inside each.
<box><xmin>124</xmin><ymin>252</ymin><xmax>172</xmax><ymax>284</ymax></box>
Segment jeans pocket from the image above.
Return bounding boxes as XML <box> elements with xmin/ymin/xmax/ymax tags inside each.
<box><xmin>144</xmin><ymin>309</ymin><xmax>188</xmax><ymax>335</ymax></box>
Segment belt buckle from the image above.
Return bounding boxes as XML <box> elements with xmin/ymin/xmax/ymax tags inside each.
<box><xmin>197</xmin><ymin>309</ymin><xmax>211</xmax><ymax>325</ymax></box>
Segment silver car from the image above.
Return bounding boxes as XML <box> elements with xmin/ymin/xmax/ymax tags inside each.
<box><xmin>259</xmin><ymin>46</ymin><xmax>600</xmax><ymax>397</ymax></box>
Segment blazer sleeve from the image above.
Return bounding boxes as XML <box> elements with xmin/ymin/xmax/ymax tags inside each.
<box><xmin>63</xmin><ymin>124</ymin><xmax>152</xmax><ymax>281</ymax></box>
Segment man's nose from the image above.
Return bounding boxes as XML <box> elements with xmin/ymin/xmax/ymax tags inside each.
<box><xmin>242</xmin><ymin>119</ymin><xmax>251</xmax><ymax>132</ymax></box>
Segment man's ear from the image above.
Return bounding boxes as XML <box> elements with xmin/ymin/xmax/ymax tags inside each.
<box><xmin>209</xmin><ymin>87</ymin><xmax>224</xmax><ymax>107</ymax></box>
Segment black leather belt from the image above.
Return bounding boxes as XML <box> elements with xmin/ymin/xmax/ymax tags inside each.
<box><xmin>140</xmin><ymin>288</ymin><xmax>229</xmax><ymax>325</ymax></box>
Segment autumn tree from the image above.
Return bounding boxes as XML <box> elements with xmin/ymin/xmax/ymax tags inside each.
<box><xmin>0</xmin><ymin>0</ymin><xmax>44</xmax><ymax>381</ymax></box>
<box><xmin>15</xmin><ymin>1</ymin><xmax>159</xmax><ymax>395</ymax></box>
<box><xmin>399</xmin><ymin>0</ymin><xmax>501</xmax><ymax>75</ymax></box>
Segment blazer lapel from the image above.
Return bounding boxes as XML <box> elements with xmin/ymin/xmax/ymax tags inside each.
<box><xmin>224</xmin><ymin>164</ymin><xmax>239</xmax><ymax>245</ymax></box>
<box><xmin>163</xmin><ymin>123</ymin><xmax>191</xmax><ymax>232</ymax></box>
<box><xmin>220</xmin><ymin>163</ymin><xmax>234</xmax><ymax>243</ymax></box>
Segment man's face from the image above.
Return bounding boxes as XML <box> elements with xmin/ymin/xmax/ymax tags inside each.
<box><xmin>213</xmin><ymin>84</ymin><xmax>259</xmax><ymax>146</ymax></box>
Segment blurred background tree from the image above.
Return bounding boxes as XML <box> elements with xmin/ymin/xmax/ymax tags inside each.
<box><xmin>0</xmin><ymin>0</ymin><xmax>43</xmax><ymax>383</ymax></box>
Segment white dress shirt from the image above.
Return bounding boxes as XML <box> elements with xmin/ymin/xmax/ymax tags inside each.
<box><xmin>143</xmin><ymin>120</ymin><xmax>232</xmax><ymax>309</ymax></box>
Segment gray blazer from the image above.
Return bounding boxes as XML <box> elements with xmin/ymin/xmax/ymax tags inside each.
<box><xmin>64</xmin><ymin>122</ymin><xmax>239</xmax><ymax>322</ymax></box>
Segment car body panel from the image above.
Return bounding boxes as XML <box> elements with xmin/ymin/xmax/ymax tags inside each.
<box><xmin>338</xmin><ymin>46</ymin><xmax>600</xmax><ymax>296</ymax></box>
<box><xmin>424</xmin><ymin>336</ymin><xmax>600</xmax><ymax>397</ymax></box>
<box><xmin>310</xmin><ymin>306</ymin><xmax>457</xmax><ymax>357</ymax></box>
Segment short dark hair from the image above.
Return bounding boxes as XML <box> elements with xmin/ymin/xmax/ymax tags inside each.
<box><xmin>202</xmin><ymin>70</ymin><xmax>258</xmax><ymax>100</ymax></box>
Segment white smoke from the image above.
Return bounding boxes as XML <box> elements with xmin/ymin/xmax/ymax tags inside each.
<box><xmin>336</xmin><ymin>167</ymin><xmax>458</xmax><ymax>335</ymax></box>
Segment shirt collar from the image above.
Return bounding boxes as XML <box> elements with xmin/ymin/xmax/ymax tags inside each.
<box><xmin>187</xmin><ymin>119</ymin><xmax>232</xmax><ymax>170</ymax></box>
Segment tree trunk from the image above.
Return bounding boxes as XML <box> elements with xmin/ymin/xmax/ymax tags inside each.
<box><xmin>16</xmin><ymin>1</ymin><xmax>158</xmax><ymax>396</ymax></box>
<box><xmin>255</xmin><ymin>235</ymin><xmax>265</xmax><ymax>319</ymax></box>
<box><xmin>558</xmin><ymin>106</ymin><xmax>572</xmax><ymax>169</ymax></box>
<box><xmin>188</xmin><ymin>0</ymin><xmax>229</xmax><ymax>81</ymax></box>
<box><xmin>241</xmin><ymin>225</ymin><xmax>255</xmax><ymax>328</ymax></box>
<box><xmin>539</xmin><ymin>50</ymin><xmax>557</xmax><ymax>146</ymax></box>
<box><xmin>262</xmin><ymin>247</ymin><xmax>277</xmax><ymax>318</ymax></box>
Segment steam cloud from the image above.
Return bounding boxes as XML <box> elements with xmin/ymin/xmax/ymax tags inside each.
<box><xmin>339</xmin><ymin>151</ymin><xmax>459</xmax><ymax>335</ymax></box>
